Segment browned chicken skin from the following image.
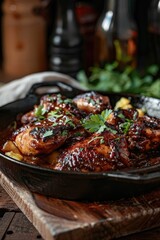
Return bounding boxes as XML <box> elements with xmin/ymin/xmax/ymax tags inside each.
<box><xmin>55</xmin><ymin>130</ymin><xmax>131</xmax><ymax>172</ymax></box>
<box><xmin>73</xmin><ymin>91</ymin><xmax>111</xmax><ymax>114</ymax></box>
<box><xmin>15</xmin><ymin>123</ymin><xmax>71</xmax><ymax>155</ymax></box>
<box><xmin>21</xmin><ymin>93</ymin><xmax>84</xmax><ymax>124</ymax></box>
<box><xmin>13</xmin><ymin>94</ymin><xmax>86</xmax><ymax>156</ymax></box>
<box><xmin>55</xmin><ymin>108</ymin><xmax>160</xmax><ymax>172</ymax></box>
<box><xmin>1</xmin><ymin>92</ymin><xmax>160</xmax><ymax>172</ymax></box>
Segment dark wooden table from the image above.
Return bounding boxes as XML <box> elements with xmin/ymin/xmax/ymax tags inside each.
<box><xmin>0</xmin><ymin>184</ymin><xmax>160</xmax><ymax>240</ymax></box>
<box><xmin>0</xmin><ymin>185</ymin><xmax>43</xmax><ymax>240</ymax></box>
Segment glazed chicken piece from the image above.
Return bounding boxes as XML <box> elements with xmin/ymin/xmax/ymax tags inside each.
<box><xmin>13</xmin><ymin>92</ymin><xmax>112</xmax><ymax>157</ymax></box>
<box><xmin>21</xmin><ymin>93</ymin><xmax>84</xmax><ymax>124</ymax></box>
<box><xmin>14</xmin><ymin>123</ymin><xmax>70</xmax><ymax>155</ymax></box>
<box><xmin>106</xmin><ymin>108</ymin><xmax>160</xmax><ymax>152</ymax></box>
<box><xmin>14</xmin><ymin>117</ymin><xmax>86</xmax><ymax>156</ymax></box>
<box><xmin>12</xmin><ymin>94</ymin><xmax>88</xmax><ymax>156</ymax></box>
<box><xmin>55</xmin><ymin>107</ymin><xmax>160</xmax><ymax>172</ymax></box>
<box><xmin>128</xmin><ymin>115</ymin><xmax>160</xmax><ymax>152</ymax></box>
<box><xmin>55</xmin><ymin>129</ymin><xmax>132</xmax><ymax>172</ymax></box>
<box><xmin>2</xmin><ymin>91</ymin><xmax>160</xmax><ymax>172</ymax></box>
<box><xmin>73</xmin><ymin>91</ymin><xmax>111</xmax><ymax>114</ymax></box>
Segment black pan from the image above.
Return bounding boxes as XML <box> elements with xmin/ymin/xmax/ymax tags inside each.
<box><xmin>0</xmin><ymin>81</ymin><xmax>160</xmax><ymax>201</ymax></box>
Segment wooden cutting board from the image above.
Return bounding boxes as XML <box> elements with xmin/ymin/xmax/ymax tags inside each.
<box><xmin>0</xmin><ymin>170</ymin><xmax>160</xmax><ymax>240</ymax></box>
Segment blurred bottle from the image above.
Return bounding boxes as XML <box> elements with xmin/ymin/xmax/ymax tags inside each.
<box><xmin>94</xmin><ymin>0</ymin><xmax>137</xmax><ymax>69</ymax></box>
<box><xmin>0</xmin><ymin>0</ymin><xmax>3</xmax><ymax>67</ymax></box>
<box><xmin>2</xmin><ymin>0</ymin><xmax>47</xmax><ymax>78</ymax></box>
<box><xmin>49</xmin><ymin>0</ymin><xmax>83</xmax><ymax>78</ymax></box>
<box><xmin>75</xmin><ymin>0</ymin><xmax>99</xmax><ymax>74</ymax></box>
<box><xmin>148</xmin><ymin>0</ymin><xmax>160</xmax><ymax>65</ymax></box>
<box><xmin>134</xmin><ymin>0</ymin><xmax>152</xmax><ymax>71</ymax></box>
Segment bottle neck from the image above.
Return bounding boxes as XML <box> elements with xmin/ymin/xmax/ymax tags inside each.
<box><xmin>56</xmin><ymin>0</ymin><xmax>77</xmax><ymax>27</ymax></box>
<box><xmin>149</xmin><ymin>0</ymin><xmax>160</xmax><ymax>34</ymax></box>
<box><xmin>99</xmin><ymin>0</ymin><xmax>115</xmax><ymax>34</ymax></box>
<box><xmin>104</xmin><ymin>0</ymin><xmax>115</xmax><ymax>11</ymax></box>
<box><xmin>114</xmin><ymin>0</ymin><xmax>134</xmax><ymax>39</ymax></box>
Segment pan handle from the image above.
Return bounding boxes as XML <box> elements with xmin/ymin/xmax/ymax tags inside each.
<box><xmin>26</xmin><ymin>81</ymin><xmax>83</xmax><ymax>98</ymax></box>
<box><xmin>105</xmin><ymin>165</ymin><xmax>160</xmax><ymax>183</ymax></box>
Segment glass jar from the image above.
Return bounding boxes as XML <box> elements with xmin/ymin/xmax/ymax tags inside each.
<box><xmin>2</xmin><ymin>0</ymin><xmax>47</xmax><ymax>78</ymax></box>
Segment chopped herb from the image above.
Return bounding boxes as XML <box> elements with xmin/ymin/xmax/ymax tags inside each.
<box><xmin>117</xmin><ymin>113</ymin><xmax>134</xmax><ymax>134</ymax></box>
<box><xmin>66</xmin><ymin>111</ymin><xmax>74</xmax><ymax>116</ymax></box>
<box><xmin>34</xmin><ymin>105</ymin><xmax>46</xmax><ymax>120</ymax></box>
<box><xmin>57</xmin><ymin>94</ymin><xmax>63</xmax><ymax>103</ymax></box>
<box><xmin>64</xmin><ymin>117</ymin><xmax>75</xmax><ymax>128</ymax></box>
<box><xmin>52</xmin><ymin>122</ymin><xmax>58</xmax><ymax>127</ymax></box>
<box><xmin>61</xmin><ymin>130</ymin><xmax>68</xmax><ymax>136</ymax></box>
<box><xmin>100</xmin><ymin>137</ymin><xmax>105</xmax><ymax>144</ymax></box>
<box><xmin>101</xmin><ymin>109</ymin><xmax>113</xmax><ymax>120</ymax></box>
<box><xmin>48</xmin><ymin>110</ymin><xmax>63</xmax><ymax>119</ymax></box>
<box><xmin>88</xmin><ymin>136</ymin><xmax>105</xmax><ymax>144</ymax></box>
<box><xmin>118</xmin><ymin>113</ymin><xmax>125</xmax><ymax>119</ymax></box>
<box><xmin>79</xmin><ymin>147</ymin><xmax>84</xmax><ymax>151</ymax></box>
<box><xmin>73</xmin><ymin>132</ymin><xmax>83</xmax><ymax>137</ymax></box>
<box><xmin>43</xmin><ymin>130</ymin><xmax>53</xmax><ymax>138</ymax></box>
<box><xmin>82</xmin><ymin>109</ymin><xmax>115</xmax><ymax>134</ymax></box>
<box><xmin>63</xmin><ymin>98</ymin><xmax>72</xmax><ymax>104</ymax></box>
<box><xmin>89</xmin><ymin>98</ymin><xmax>96</xmax><ymax>105</ymax></box>
<box><xmin>119</xmin><ymin>119</ymin><xmax>133</xmax><ymax>134</ymax></box>
<box><xmin>105</xmin><ymin>126</ymin><xmax>117</xmax><ymax>134</ymax></box>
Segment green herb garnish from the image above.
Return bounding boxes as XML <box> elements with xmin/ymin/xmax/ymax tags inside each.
<box><xmin>88</xmin><ymin>136</ymin><xmax>105</xmax><ymax>144</ymax></box>
<box><xmin>48</xmin><ymin>110</ymin><xmax>63</xmax><ymax>120</ymax></box>
<box><xmin>119</xmin><ymin>119</ymin><xmax>133</xmax><ymax>134</ymax></box>
<box><xmin>61</xmin><ymin>130</ymin><xmax>68</xmax><ymax>136</ymax></box>
<box><xmin>35</xmin><ymin>105</ymin><xmax>46</xmax><ymax>120</ymax></box>
<box><xmin>64</xmin><ymin>116</ymin><xmax>75</xmax><ymax>128</ymax></box>
<box><xmin>82</xmin><ymin>109</ymin><xmax>116</xmax><ymax>134</ymax></box>
<box><xmin>43</xmin><ymin>130</ymin><xmax>53</xmax><ymax>138</ymax></box>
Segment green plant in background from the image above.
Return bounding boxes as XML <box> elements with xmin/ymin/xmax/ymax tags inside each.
<box><xmin>77</xmin><ymin>62</ymin><xmax>160</xmax><ymax>98</ymax></box>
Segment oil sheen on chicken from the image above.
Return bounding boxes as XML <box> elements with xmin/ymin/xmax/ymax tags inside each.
<box><xmin>1</xmin><ymin>92</ymin><xmax>160</xmax><ymax>172</ymax></box>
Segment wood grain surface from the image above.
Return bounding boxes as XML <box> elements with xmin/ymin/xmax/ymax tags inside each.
<box><xmin>0</xmin><ymin>184</ymin><xmax>44</xmax><ymax>240</ymax></box>
<box><xmin>1</xmin><ymin>170</ymin><xmax>160</xmax><ymax>240</ymax></box>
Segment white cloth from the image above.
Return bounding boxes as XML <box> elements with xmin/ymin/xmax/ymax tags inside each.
<box><xmin>0</xmin><ymin>72</ymin><xmax>86</xmax><ymax>107</ymax></box>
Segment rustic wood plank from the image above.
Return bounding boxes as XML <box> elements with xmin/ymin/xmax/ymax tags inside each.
<box><xmin>33</xmin><ymin>189</ymin><xmax>160</xmax><ymax>240</ymax></box>
<box><xmin>2</xmin><ymin>212</ymin><xmax>43</xmax><ymax>240</ymax></box>
<box><xmin>117</xmin><ymin>227</ymin><xmax>160</xmax><ymax>240</ymax></box>
<box><xmin>0</xmin><ymin>185</ymin><xmax>19</xmax><ymax>211</ymax></box>
<box><xmin>1</xmin><ymin>170</ymin><xmax>160</xmax><ymax>240</ymax></box>
<box><xmin>0</xmin><ymin>172</ymin><xmax>86</xmax><ymax>240</ymax></box>
<box><xmin>0</xmin><ymin>212</ymin><xmax>15</xmax><ymax>239</ymax></box>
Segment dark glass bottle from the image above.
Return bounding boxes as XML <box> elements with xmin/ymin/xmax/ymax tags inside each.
<box><xmin>0</xmin><ymin>0</ymin><xmax>3</xmax><ymax>67</ymax></box>
<box><xmin>94</xmin><ymin>0</ymin><xmax>137</xmax><ymax>69</ymax></box>
<box><xmin>75</xmin><ymin>0</ymin><xmax>100</xmax><ymax>73</ymax></box>
<box><xmin>49</xmin><ymin>0</ymin><xmax>83</xmax><ymax>78</ymax></box>
<box><xmin>134</xmin><ymin>0</ymin><xmax>151</xmax><ymax>70</ymax></box>
<box><xmin>148</xmin><ymin>0</ymin><xmax>160</xmax><ymax>65</ymax></box>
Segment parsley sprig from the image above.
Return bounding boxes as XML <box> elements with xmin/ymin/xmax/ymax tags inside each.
<box><xmin>119</xmin><ymin>119</ymin><xmax>133</xmax><ymax>134</ymax></box>
<box><xmin>48</xmin><ymin>110</ymin><xmax>63</xmax><ymax>120</ymax></box>
<box><xmin>43</xmin><ymin>130</ymin><xmax>53</xmax><ymax>138</ymax></box>
<box><xmin>82</xmin><ymin>109</ymin><xmax>117</xmax><ymax>134</ymax></box>
<box><xmin>34</xmin><ymin>105</ymin><xmax>47</xmax><ymax>120</ymax></box>
<box><xmin>117</xmin><ymin>113</ymin><xmax>134</xmax><ymax>134</ymax></box>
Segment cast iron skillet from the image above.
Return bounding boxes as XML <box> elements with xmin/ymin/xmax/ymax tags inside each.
<box><xmin>0</xmin><ymin>81</ymin><xmax>160</xmax><ymax>201</ymax></box>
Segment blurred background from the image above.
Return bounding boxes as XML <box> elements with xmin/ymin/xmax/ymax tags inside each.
<box><xmin>0</xmin><ymin>0</ymin><xmax>159</xmax><ymax>97</ymax></box>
